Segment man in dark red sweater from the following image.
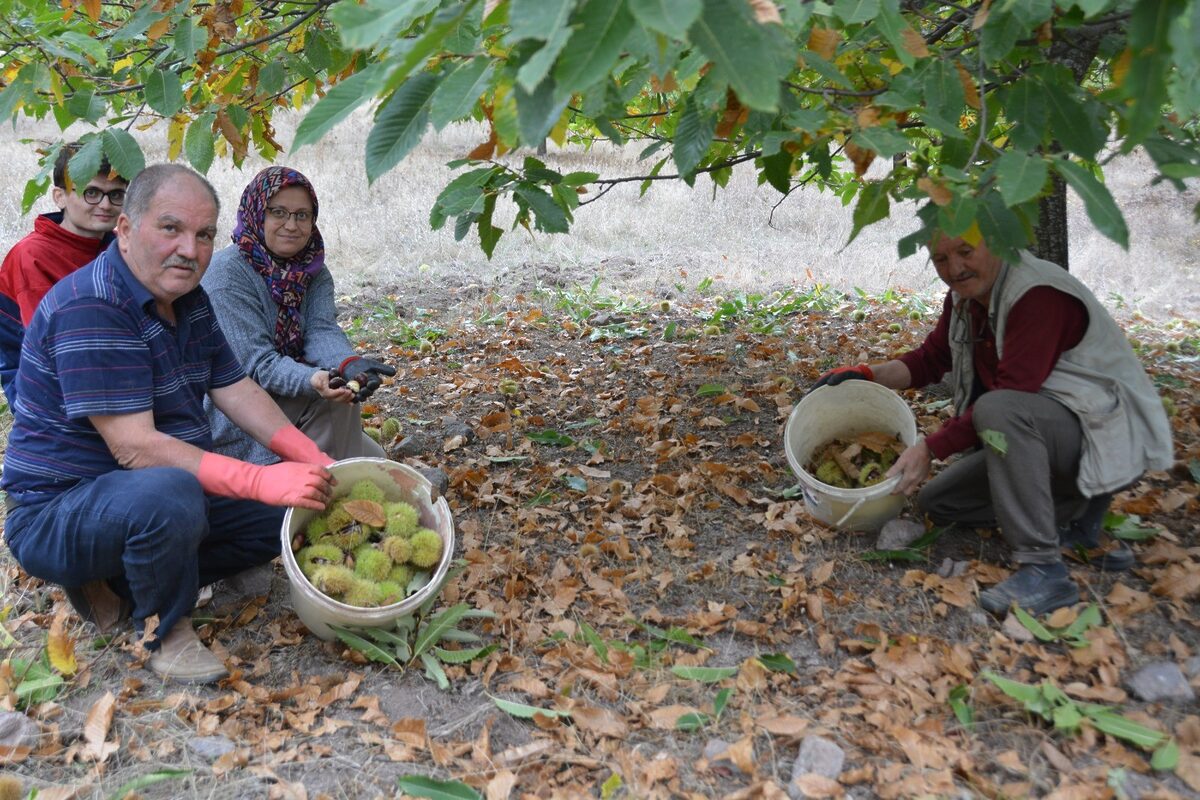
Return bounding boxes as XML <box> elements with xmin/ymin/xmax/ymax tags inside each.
<box><xmin>0</xmin><ymin>144</ymin><xmax>128</xmax><ymax>405</ymax></box>
<box><xmin>813</xmin><ymin>232</ymin><xmax>1172</xmax><ymax>616</ymax></box>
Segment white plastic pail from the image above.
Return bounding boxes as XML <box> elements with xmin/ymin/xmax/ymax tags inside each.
<box><xmin>783</xmin><ymin>380</ymin><xmax>918</xmax><ymax>531</ymax></box>
<box><xmin>280</xmin><ymin>458</ymin><xmax>456</xmax><ymax>640</ymax></box>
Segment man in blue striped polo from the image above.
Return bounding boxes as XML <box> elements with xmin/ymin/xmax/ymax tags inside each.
<box><xmin>2</xmin><ymin>164</ymin><xmax>338</xmax><ymax>683</ymax></box>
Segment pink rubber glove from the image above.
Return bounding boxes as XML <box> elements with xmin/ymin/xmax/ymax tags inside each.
<box><xmin>268</xmin><ymin>424</ymin><xmax>335</xmax><ymax>467</ymax></box>
<box><xmin>197</xmin><ymin>452</ymin><xmax>331</xmax><ymax>510</ymax></box>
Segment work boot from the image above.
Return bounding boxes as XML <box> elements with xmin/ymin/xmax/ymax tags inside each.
<box><xmin>64</xmin><ymin>580</ymin><xmax>131</xmax><ymax>634</ymax></box>
<box><xmin>1057</xmin><ymin>493</ymin><xmax>1134</xmax><ymax>572</ymax></box>
<box><xmin>979</xmin><ymin>562</ymin><xmax>1079</xmax><ymax>617</ymax></box>
<box><xmin>146</xmin><ymin>618</ymin><xmax>228</xmax><ymax>684</ymax></box>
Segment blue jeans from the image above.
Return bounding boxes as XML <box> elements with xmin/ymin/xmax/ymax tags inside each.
<box><xmin>5</xmin><ymin>467</ymin><xmax>282</xmax><ymax>643</ymax></box>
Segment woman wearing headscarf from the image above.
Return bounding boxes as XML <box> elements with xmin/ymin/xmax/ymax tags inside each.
<box><xmin>203</xmin><ymin>166</ymin><xmax>394</xmax><ymax>465</ymax></box>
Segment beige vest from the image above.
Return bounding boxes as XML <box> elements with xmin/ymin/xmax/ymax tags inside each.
<box><xmin>947</xmin><ymin>251</ymin><xmax>1174</xmax><ymax>496</ymax></box>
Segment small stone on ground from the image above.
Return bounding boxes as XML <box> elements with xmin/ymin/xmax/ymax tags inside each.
<box><xmin>1126</xmin><ymin>662</ymin><xmax>1196</xmax><ymax>702</ymax></box>
<box><xmin>875</xmin><ymin>518</ymin><xmax>926</xmax><ymax>551</ymax></box>
<box><xmin>0</xmin><ymin>711</ymin><xmax>39</xmax><ymax>752</ymax></box>
<box><xmin>187</xmin><ymin>735</ymin><xmax>236</xmax><ymax>760</ymax></box>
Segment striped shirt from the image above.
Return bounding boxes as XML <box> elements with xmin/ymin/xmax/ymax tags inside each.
<box><xmin>1</xmin><ymin>240</ymin><xmax>245</xmax><ymax>504</ymax></box>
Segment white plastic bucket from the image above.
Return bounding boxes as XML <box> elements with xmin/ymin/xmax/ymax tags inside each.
<box><xmin>280</xmin><ymin>457</ymin><xmax>456</xmax><ymax>641</ymax></box>
<box><xmin>783</xmin><ymin>380</ymin><xmax>918</xmax><ymax>531</ymax></box>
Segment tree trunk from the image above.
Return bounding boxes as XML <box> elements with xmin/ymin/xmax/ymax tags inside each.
<box><xmin>1030</xmin><ymin>21</ymin><xmax>1115</xmax><ymax>271</ymax></box>
<box><xmin>1032</xmin><ymin>169</ymin><xmax>1070</xmax><ymax>269</ymax></box>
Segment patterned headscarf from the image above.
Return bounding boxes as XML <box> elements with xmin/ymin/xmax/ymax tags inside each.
<box><xmin>232</xmin><ymin>166</ymin><xmax>326</xmax><ymax>359</ymax></box>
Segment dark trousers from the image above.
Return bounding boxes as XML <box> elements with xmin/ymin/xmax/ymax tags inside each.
<box><xmin>917</xmin><ymin>390</ymin><xmax>1090</xmax><ymax>565</ymax></box>
<box><xmin>5</xmin><ymin>467</ymin><xmax>282</xmax><ymax>642</ymax></box>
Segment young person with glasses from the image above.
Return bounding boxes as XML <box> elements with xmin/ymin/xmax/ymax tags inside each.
<box><xmin>811</xmin><ymin>232</ymin><xmax>1173</xmax><ymax>617</ymax></box>
<box><xmin>0</xmin><ymin>143</ymin><xmax>129</xmax><ymax>403</ymax></box>
<box><xmin>201</xmin><ymin>166</ymin><xmax>395</xmax><ymax>465</ymax></box>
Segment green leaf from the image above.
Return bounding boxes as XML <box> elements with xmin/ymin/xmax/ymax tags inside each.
<box><xmin>421</xmin><ymin>651</ymin><xmax>450</xmax><ymax>690</ymax></box>
<box><xmin>982</xmin><ymin>671</ymin><xmax>1044</xmax><ymax>709</ymax></box>
<box><xmin>515</xmin><ymin>183</ymin><xmax>571</xmax><ymax>232</ymax></box>
<box><xmin>106</xmin><ymin>770</ymin><xmax>192</xmax><ymax>800</ymax></box>
<box><xmin>144</xmin><ymin>69</ymin><xmax>184</xmax><ymax>117</ymax></box>
<box><xmin>1052</xmin><ymin>702</ymin><xmax>1084</xmax><ymax>733</ymax></box>
<box><xmin>514</xmin><ymin>78</ymin><xmax>569</xmax><ymax>147</ymax></box>
<box><xmin>859</xmin><ymin>548</ymin><xmax>927</xmax><ymax>562</ymax></box>
<box><xmin>64</xmin><ymin>89</ymin><xmax>105</xmax><ymax>124</ymax></box>
<box><xmin>100</xmin><ymin>129</ymin><xmax>145</xmax><ymax>181</ymax></box>
<box><xmin>628</xmin><ymin>0</ymin><xmax>701</xmax><ymax>39</ymax></box>
<box><xmin>921</xmin><ymin>60</ymin><xmax>964</xmax><ymax>130</ymax></box>
<box><xmin>1053</xmin><ymin>159</ymin><xmax>1129</xmax><ymax>249</ymax></box>
<box><xmin>553</xmin><ymin>0</ymin><xmax>635</xmax><ymax>95</ymax></box>
<box><xmin>21</xmin><ymin>177</ymin><xmax>49</xmax><ymax>215</ymax></box>
<box><xmin>712</xmin><ymin>687</ymin><xmax>732</xmax><ymax>717</ymax></box>
<box><xmin>491</xmin><ymin>695</ymin><xmax>572</xmax><ymax>719</ymax></box>
<box><xmin>562</xmin><ymin>475</ymin><xmax>588</xmax><ymax>492</ymax></box>
<box><xmin>330</xmin><ymin>0</ymin><xmax>435</xmax><ymax>50</ymax></box>
<box><xmin>994</xmin><ymin>150</ymin><xmax>1048</xmax><ymax>207</ymax></box>
<box><xmin>670</xmin><ymin>665</ymin><xmax>737</xmax><ymax>683</ymax></box>
<box><xmin>578</xmin><ymin>620</ymin><xmax>609</xmax><ymax>663</ymax></box>
<box><xmin>873</xmin><ymin>0</ymin><xmax>917</xmax><ymax>68</ymax></box>
<box><xmin>689</xmin><ymin>0</ymin><xmax>790</xmax><ymax>112</ymax></box>
<box><xmin>974</xmin><ymin>192</ymin><xmax>1030</xmax><ymax>262</ymax></box>
<box><xmin>1062</xmin><ymin>604</ymin><xmax>1103</xmax><ymax>642</ymax></box>
<box><xmin>431</xmin><ymin>58</ymin><xmax>493</xmax><ymax>130</ymax></box>
<box><xmin>1151</xmin><ymin>738</ymin><xmax>1180</xmax><ymax>771</ymax></box>
<box><xmin>526</xmin><ymin>429</ymin><xmax>576</xmax><ymax>446</ymax></box>
<box><xmin>1041</xmin><ymin>75</ymin><xmax>1106</xmax><ymax>161</ymax></box>
<box><xmin>294</xmin><ymin>63</ymin><xmax>388</xmax><ymax>150</ymax></box>
<box><xmin>185</xmin><ymin>113</ymin><xmax>216</xmax><ymax>174</ymax></box>
<box><xmin>1002</xmin><ymin>77</ymin><xmax>1048</xmax><ymax>152</ymax></box>
<box><xmin>332</xmin><ymin>626</ymin><xmax>402</xmax><ymax>667</ymax></box>
<box><xmin>674</xmin><ymin>711</ymin><xmax>711</xmax><ymax>731</ymax></box>
<box><xmin>412</xmin><ymin>603</ymin><xmax>472</xmax><ymax>659</ymax></box>
<box><xmin>672</xmin><ymin>98</ymin><xmax>715</xmax><ymax>176</ymax></box>
<box><xmin>979</xmin><ymin>428</ymin><xmax>1008</xmax><ymax>457</ymax></box>
<box><xmin>1082</xmin><ymin>708</ymin><xmax>1169</xmax><ymax>749</ymax></box>
<box><xmin>696</xmin><ymin>383</ymin><xmax>726</xmax><ymax>397</ymax></box>
<box><xmin>1012</xmin><ymin>605</ymin><xmax>1056</xmax><ymax>640</ymax></box>
<box><xmin>509</xmin><ymin>0</ymin><xmax>572</xmax><ymax>40</ymax></box>
<box><xmin>170</xmin><ymin>17</ymin><xmax>199</xmax><ymax>64</ymax></box>
<box><xmin>847</xmin><ymin>181</ymin><xmax>890</xmax><ymax>245</ymax></box>
<box><xmin>66</xmin><ymin>137</ymin><xmax>105</xmax><ymax>190</ymax></box>
<box><xmin>1103</xmin><ymin>512</ymin><xmax>1160</xmax><ymax>541</ymax></box>
<box><xmin>433</xmin><ymin>644</ymin><xmax>498</xmax><ymax>664</ymax></box>
<box><xmin>365</xmin><ymin>72</ymin><xmax>439</xmax><ymax>184</ymax></box>
<box><xmin>948</xmin><ymin>684</ymin><xmax>973</xmax><ymax>729</ymax></box>
<box><xmin>396</xmin><ymin>774</ymin><xmax>482</xmax><ymax>800</ymax></box>
<box><xmin>834</xmin><ymin>0</ymin><xmax>881</xmax><ymax>25</ymax></box>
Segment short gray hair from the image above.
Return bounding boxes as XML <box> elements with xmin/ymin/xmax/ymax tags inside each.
<box><xmin>123</xmin><ymin>163</ymin><xmax>219</xmax><ymax>225</ymax></box>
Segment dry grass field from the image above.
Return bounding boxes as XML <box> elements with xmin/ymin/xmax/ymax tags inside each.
<box><xmin>1</xmin><ymin>110</ymin><xmax>1197</xmax><ymax>321</ymax></box>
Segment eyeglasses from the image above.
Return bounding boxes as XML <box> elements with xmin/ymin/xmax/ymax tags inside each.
<box><xmin>266</xmin><ymin>206</ymin><xmax>314</xmax><ymax>225</ymax></box>
<box><xmin>82</xmin><ymin>187</ymin><xmax>126</xmax><ymax>206</ymax></box>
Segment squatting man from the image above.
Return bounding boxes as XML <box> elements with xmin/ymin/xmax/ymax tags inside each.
<box><xmin>2</xmin><ymin>164</ymin><xmax>340</xmax><ymax>684</ymax></box>
<box><xmin>813</xmin><ymin>231</ymin><xmax>1173</xmax><ymax>617</ymax></box>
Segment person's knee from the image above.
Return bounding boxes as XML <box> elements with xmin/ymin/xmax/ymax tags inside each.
<box><xmin>972</xmin><ymin>389</ymin><xmax>1028</xmax><ymax>431</ymax></box>
<box><xmin>124</xmin><ymin>468</ymin><xmax>207</xmax><ymax>537</ymax></box>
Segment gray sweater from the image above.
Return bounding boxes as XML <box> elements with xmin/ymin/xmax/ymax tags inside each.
<box><xmin>202</xmin><ymin>244</ymin><xmax>356</xmax><ymax>464</ymax></box>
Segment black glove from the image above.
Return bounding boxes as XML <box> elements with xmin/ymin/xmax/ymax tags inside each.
<box><xmin>329</xmin><ymin>357</ymin><xmax>396</xmax><ymax>402</ymax></box>
<box><xmin>810</xmin><ymin>364</ymin><xmax>873</xmax><ymax>392</ymax></box>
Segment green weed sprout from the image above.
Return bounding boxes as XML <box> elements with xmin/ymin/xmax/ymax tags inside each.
<box><xmin>409</xmin><ymin>528</ymin><xmax>443</xmax><ymax>568</ymax></box>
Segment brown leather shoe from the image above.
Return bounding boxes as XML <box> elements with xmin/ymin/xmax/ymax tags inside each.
<box><xmin>64</xmin><ymin>580</ymin><xmax>131</xmax><ymax>633</ymax></box>
<box><xmin>146</xmin><ymin>618</ymin><xmax>229</xmax><ymax>684</ymax></box>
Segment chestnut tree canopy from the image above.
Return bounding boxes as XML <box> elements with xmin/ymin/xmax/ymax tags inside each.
<box><xmin>1</xmin><ymin>0</ymin><xmax>1197</xmax><ymax>262</ymax></box>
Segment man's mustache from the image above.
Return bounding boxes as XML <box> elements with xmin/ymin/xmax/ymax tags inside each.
<box><xmin>163</xmin><ymin>256</ymin><xmax>200</xmax><ymax>272</ymax></box>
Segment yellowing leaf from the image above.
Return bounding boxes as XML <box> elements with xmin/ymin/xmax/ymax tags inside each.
<box><xmin>167</xmin><ymin>116</ymin><xmax>186</xmax><ymax>161</ymax></box>
<box><xmin>807</xmin><ymin>28</ymin><xmax>841</xmax><ymax>61</ymax></box>
<box><xmin>83</xmin><ymin>691</ymin><xmax>117</xmax><ymax>762</ymax></box>
<box><xmin>1111</xmin><ymin>48</ymin><xmax>1132</xmax><ymax>90</ymax></box>
<box><xmin>956</xmin><ymin>63</ymin><xmax>980</xmax><ymax>109</ymax></box>
<box><xmin>857</xmin><ymin>105</ymin><xmax>881</xmax><ymax>129</ymax></box>
<box><xmin>112</xmin><ymin>56</ymin><xmax>134</xmax><ymax>74</ymax></box>
<box><xmin>961</xmin><ymin>221</ymin><xmax>982</xmax><ymax>247</ymax></box>
<box><xmin>343</xmin><ymin>499</ymin><xmax>386</xmax><ymax>528</ymax></box>
<box><xmin>47</xmin><ymin>606</ymin><xmax>77</xmax><ymax>676</ymax></box>
<box><xmin>147</xmin><ymin>17</ymin><xmax>170</xmax><ymax>42</ymax></box>
<box><xmin>83</xmin><ymin>0</ymin><xmax>101</xmax><ymax>22</ymax></box>
<box><xmin>917</xmin><ymin>177</ymin><xmax>953</xmax><ymax>206</ymax></box>
<box><xmin>900</xmin><ymin>27</ymin><xmax>930</xmax><ymax>59</ymax></box>
<box><xmin>972</xmin><ymin>0</ymin><xmax>992</xmax><ymax>30</ymax></box>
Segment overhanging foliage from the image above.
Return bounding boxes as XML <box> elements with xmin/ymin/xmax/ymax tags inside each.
<box><xmin>1</xmin><ymin>0</ymin><xmax>1197</xmax><ymax>260</ymax></box>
